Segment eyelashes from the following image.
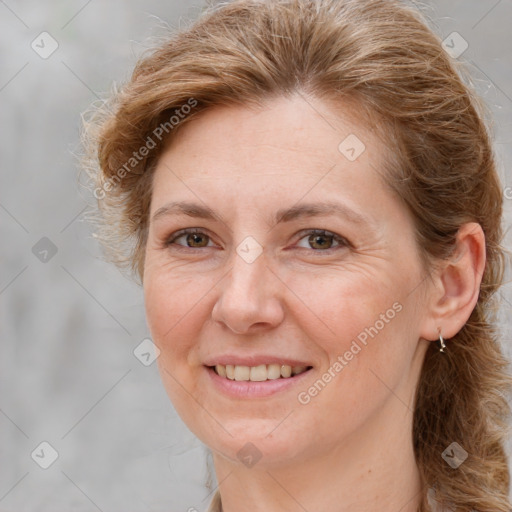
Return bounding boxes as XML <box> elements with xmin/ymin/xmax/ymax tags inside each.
<box><xmin>164</xmin><ymin>228</ymin><xmax>352</xmax><ymax>253</ymax></box>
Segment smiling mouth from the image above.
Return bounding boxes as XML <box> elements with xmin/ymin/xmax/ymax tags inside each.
<box><xmin>209</xmin><ymin>364</ymin><xmax>313</xmax><ymax>382</ymax></box>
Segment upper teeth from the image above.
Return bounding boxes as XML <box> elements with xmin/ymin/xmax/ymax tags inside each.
<box><xmin>214</xmin><ymin>364</ymin><xmax>308</xmax><ymax>381</ymax></box>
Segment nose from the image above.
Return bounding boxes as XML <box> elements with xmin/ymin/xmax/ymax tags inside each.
<box><xmin>211</xmin><ymin>247</ymin><xmax>285</xmax><ymax>335</ymax></box>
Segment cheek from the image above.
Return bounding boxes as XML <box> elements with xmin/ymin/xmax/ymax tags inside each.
<box><xmin>284</xmin><ymin>263</ymin><xmax>403</xmax><ymax>349</ymax></box>
<box><xmin>143</xmin><ymin>270</ymin><xmax>216</xmax><ymax>432</ymax></box>
<box><xmin>287</xmin><ymin>268</ymin><xmax>414</xmax><ymax>410</ymax></box>
<box><xmin>143</xmin><ymin>270</ymin><xmax>212</xmax><ymax>367</ymax></box>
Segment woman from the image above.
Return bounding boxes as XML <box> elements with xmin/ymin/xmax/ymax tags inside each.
<box><xmin>82</xmin><ymin>0</ymin><xmax>512</xmax><ymax>510</ymax></box>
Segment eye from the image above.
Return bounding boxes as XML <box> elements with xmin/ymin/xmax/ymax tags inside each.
<box><xmin>165</xmin><ymin>228</ymin><xmax>214</xmax><ymax>249</ymax></box>
<box><xmin>295</xmin><ymin>229</ymin><xmax>351</xmax><ymax>252</ymax></box>
<box><xmin>164</xmin><ymin>228</ymin><xmax>351</xmax><ymax>253</ymax></box>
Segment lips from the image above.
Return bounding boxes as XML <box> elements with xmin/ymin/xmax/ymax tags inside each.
<box><xmin>202</xmin><ymin>354</ymin><xmax>314</xmax><ymax>398</ymax></box>
<box><xmin>205</xmin><ymin>359</ymin><xmax>313</xmax><ymax>398</ymax></box>
<box><xmin>203</xmin><ymin>355</ymin><xmax>312</xmax><ymax>368</ymax></box>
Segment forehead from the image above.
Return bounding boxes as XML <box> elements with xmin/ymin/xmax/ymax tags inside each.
<box><xmin>152</xmin><ymin>93</ymin><xmax>388</xmax><ymax>186</ymax></box>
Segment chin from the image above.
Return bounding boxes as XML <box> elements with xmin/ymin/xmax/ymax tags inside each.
<box><xmin>208</xmin><ymin>433</ymin><xmax>305</xmax><ymax>470</ymax></box>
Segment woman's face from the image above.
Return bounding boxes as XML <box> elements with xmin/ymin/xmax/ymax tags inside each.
<box><xmin>143</xmin><ymin>93</ymin><xmax>432</xmax><ymax>467</ymax></box>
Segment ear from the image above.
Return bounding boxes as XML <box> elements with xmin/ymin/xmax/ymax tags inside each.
<box><xmin>419</xmin><ymin>222</ymin><xmax>486</xmax><ymax>342</ymax></box>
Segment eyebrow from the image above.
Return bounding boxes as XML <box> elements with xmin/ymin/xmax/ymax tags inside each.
<box><xmin>151</xmin><ymin>200</ymin><xmax>374</xmax><ymax>229</ymax></box>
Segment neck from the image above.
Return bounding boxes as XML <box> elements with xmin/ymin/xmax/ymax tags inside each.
<box><xmin>211</xmin><ymin>397</ymin><xmax>423</xmax><ymax>512</ymax></box>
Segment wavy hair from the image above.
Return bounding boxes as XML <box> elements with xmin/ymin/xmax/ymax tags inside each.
<box><xmin>81</xmin><ymin>0</ymin><xmax>512</xmax><ymax>510</ymax></box>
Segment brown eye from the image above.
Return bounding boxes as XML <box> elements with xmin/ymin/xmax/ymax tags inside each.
<box><xmin>185</xmin><ymin>232</ymin><xmax>209</xmax><ymax>247</ymax></box>
<box><xmin>296</xmin><ymin>229</ymin><xmax>350</xmax><ymax>252</ymax></box>
<box><xmin>308</xmin><ymin>232</ymin><xmax>334</xmax><ymax>250</ymax></box>
<box><xmin>166</xmin><ymin>229</ymin><xmax>213</xmax><ymax>249</ymax></box>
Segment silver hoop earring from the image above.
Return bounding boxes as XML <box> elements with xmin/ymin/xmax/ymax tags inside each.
<box><xmin>438</xmin><ymin>333</ymin><xmax>446</xmax><ymax>353</ymax></box>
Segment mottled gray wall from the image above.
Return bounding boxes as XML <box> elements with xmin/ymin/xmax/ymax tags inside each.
<box><xmin>1</xmin><ymin>1</ymin><xmax>511</xmax><ymax>511</ymax></box>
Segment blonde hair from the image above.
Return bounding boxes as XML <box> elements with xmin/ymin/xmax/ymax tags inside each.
<box><xmin>81</xmin><ymin>0</ymin><xmax>512</xmax><ymax>510</ymax></box>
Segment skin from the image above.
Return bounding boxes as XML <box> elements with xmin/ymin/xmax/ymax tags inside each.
<box><xmin>142</xmin><ymin>92</ymin><xmax>485</xmax><ymax>512</ymax></box>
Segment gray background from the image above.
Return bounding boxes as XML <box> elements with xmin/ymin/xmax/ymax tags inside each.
<box><xmin>1</xmin><ymin>1</ymin><xmax>511</xmax><ymax>511</ymax></box>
